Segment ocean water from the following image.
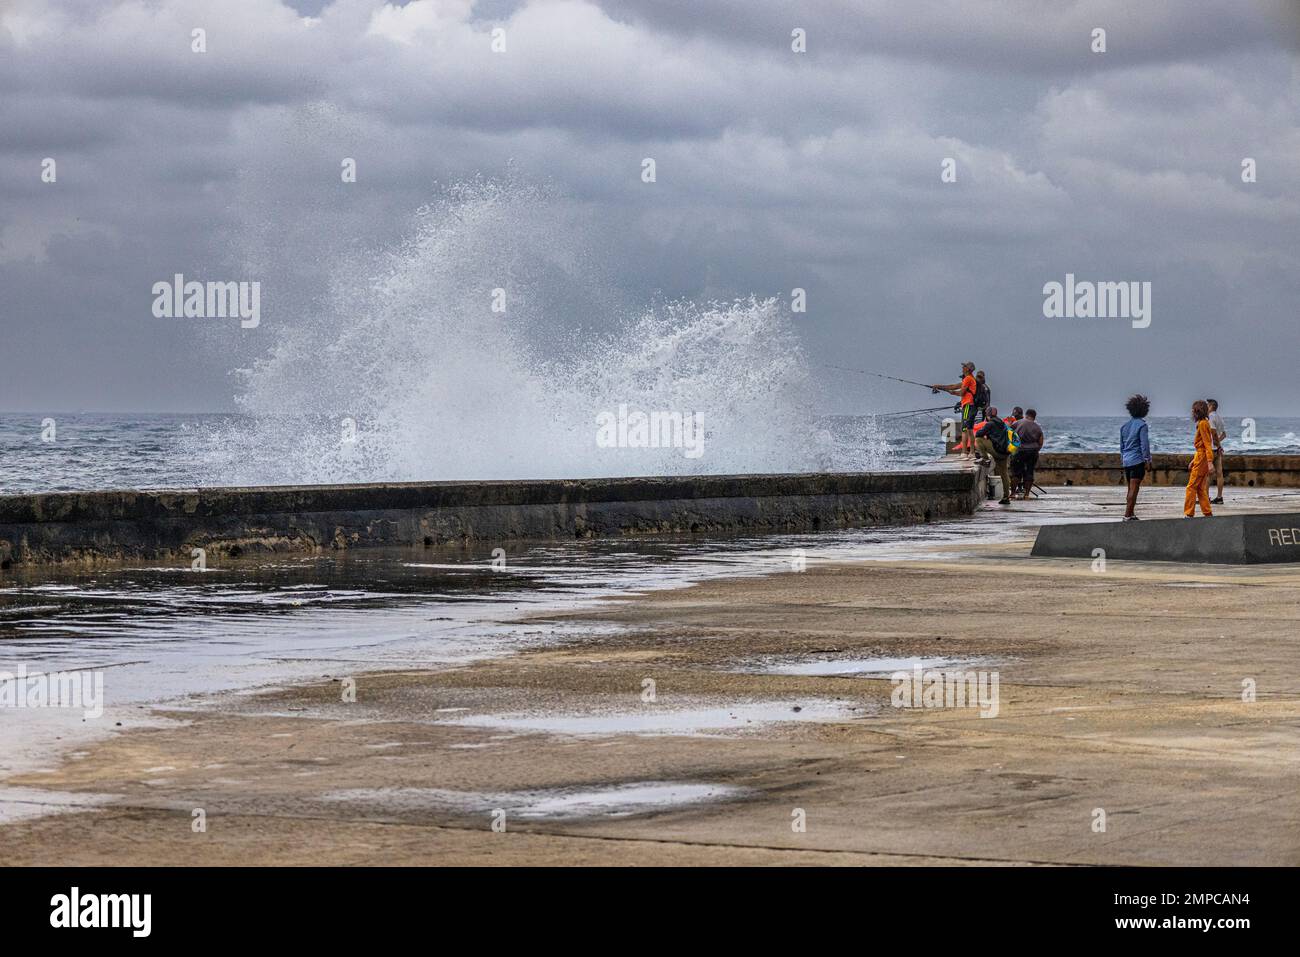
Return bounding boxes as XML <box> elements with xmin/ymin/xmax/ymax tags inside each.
<box><xmin>1</xmin><ymin>412</ymin><xmax>1296</xmax><ymax>495</ymax></box>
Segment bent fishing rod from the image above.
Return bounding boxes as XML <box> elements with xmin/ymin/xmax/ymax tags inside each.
<box><xmin>818</xmin><ymin>364</ymin><xmax>939</xmax><ymax>390</ymax></box>
<box><xmin>872</xmin><ymin>405</ymin><xmax>954</xmax><ymax>417</ymax></box>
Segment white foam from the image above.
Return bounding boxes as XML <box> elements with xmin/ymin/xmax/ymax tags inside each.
<box><xmin>184</xmin><ymin>179</ymin><xmax>886</xmax><ymax>484</ymax></box>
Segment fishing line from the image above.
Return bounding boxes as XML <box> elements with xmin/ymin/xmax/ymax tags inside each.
<box><xmin>869</xmin><ymin>405</ymin><xmax>953</xmax><ymax>418</ymax></box>
<box><xmin>818</xmin><ymin>364</ymin><xmax>937</xmax><ymax>390</ymax></box>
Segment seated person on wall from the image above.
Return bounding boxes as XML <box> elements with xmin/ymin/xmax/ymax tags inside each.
<box><xmin>974</xmin><ymin>405</ymin><xmax>1014</xmax><ymax>506</ymax></box>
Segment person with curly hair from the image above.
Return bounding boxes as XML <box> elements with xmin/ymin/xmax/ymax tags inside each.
<box><xmin>1120</xmin><ymin>394</ymin><xmax>1152</xmax><ymax>520</ymax></box>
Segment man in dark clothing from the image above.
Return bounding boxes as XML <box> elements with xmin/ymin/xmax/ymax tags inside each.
<box><xmin>1011</xmin><ymin>408</ymin><xmax>1045</xmax><ymax>500</ymax></box>
<box><xmin>974</xmin><ymin>405</ymin><xmax>1013</xmax><ymax>506</ymax></box>
<box><xmin>973</xmin><ymin>371</ymin><xmax>991</xmax><ymax>422</ymax></box>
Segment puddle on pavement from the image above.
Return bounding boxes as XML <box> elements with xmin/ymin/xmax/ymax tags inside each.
<box><xmin>740</xmin><ymin>655</ymin><xmax>980</xmax><ymax>677</ymax></box>
<box><xmin>443</xmin><ymin>697</ymin><xmax>862</xmax><ymax>737</ymax></box>
<box><xmin>323</xmin><ymin>781</ymin><xmax>744</xmax><ymax>819</ymax></box>
<box><xmin>0</xmin><ymin>787</ymin><xmax>114</xmax><ymax>824</ymax></box>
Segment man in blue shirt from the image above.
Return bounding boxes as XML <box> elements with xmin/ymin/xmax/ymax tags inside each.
<box><xmin>1120</xmin><ymin>394</ymin><xmax>1153</xmax><ymax>520</ymax></box>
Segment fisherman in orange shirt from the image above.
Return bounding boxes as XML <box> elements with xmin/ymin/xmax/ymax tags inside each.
<box><xmin>1185</xmin><ymin>399</ymin><xmax>1215</xmax><ymax>518</ymax></box>
<box><xmin>932</xmin><ymin>361</ymin><xmax>978</xmax><ymax>460</ymax></box>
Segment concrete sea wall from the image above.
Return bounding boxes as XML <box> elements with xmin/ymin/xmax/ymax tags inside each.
<box><xmin>0</xmin><ymin>468</ymin><xmax>984</xmax><ymax>567</ymax></box>
<box><xmin>1033</xmin><ymin>452</ymin><xmax>1300</xmax><ymax>488</ymax></box>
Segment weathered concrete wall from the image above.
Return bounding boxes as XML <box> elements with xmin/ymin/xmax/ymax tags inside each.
<box><xmin>0</xmin><ymin>469</ymin><xmax>983</xmax><ymax>567</ymax></box>
<box><xmin>1033</xmin><ymin>452</ymin><xmax>1300</xmax><ymax>488</ymax></box>
<box><xmin>1032</xmin><ymin>512</ymin><xmax>1300</xmax><ymax>564</ymax></box>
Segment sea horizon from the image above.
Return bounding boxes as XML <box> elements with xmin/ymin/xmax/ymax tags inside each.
<box><xmin>3</xmin><ymin>410</ymin><xmax>1298</xmax><ymax>495</ymax></box>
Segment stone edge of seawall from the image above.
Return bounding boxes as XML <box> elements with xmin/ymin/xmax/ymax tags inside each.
<box><xmin>1034</xmin><ymin>452</ymin><xmax>1300</xmax><ymax>488</ymax></box>
<box><xmin>0</xmin><ymin>470</ymin><xmax>969</xmax><ymax>523</ymax></box>
<box><xmin>0</xmin><ymin>467</ymin><xmax>984</xmax><ymax>567</ymax></box>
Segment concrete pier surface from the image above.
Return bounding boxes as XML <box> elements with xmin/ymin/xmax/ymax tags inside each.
<box><xmin>0</xmin><ymin>465</ymin><xmax>982</xmax><ymax>567</ymax></box>
<box><xmin>4</xmin><ymin>485</ymin><xmax>1300</xmax><ymax>866</ymax></box>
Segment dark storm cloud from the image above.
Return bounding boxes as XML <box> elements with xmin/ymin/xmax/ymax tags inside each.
<box><xmin>0</xmin><ymin>0</ymin><xmax>1297</xmax><ymax>415</ymax></box>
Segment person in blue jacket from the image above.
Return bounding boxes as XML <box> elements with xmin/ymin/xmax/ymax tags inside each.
<box><xmin>1120</xmin><ymin>394</ymin><xmax>1153</xmax><ymax>520</ymax></box>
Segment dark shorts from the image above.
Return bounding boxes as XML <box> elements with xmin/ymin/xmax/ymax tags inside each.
<box><xmin>1012</xmin><ymin>449</ymin><xmax>1039</xmax><ymax>479</ymax></box>
<box><xmin>1123</xmin><ymin>463</ymin><xmax>1146</xmax><ymax>481</ymax></box>
<box><xmin>961</xmin><ymin>403</ymin><xmax>976</xmax><ymax>430</ymax></box>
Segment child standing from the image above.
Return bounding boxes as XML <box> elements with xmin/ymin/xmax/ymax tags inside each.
<box><xmin>1185</xmin><ymin>399</ymin><xmax>1214</xmax><ymax>518</ymax></box>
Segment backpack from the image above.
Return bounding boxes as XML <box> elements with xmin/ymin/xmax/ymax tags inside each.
<box><xmin>1005</xmin><ymin>426</ymin><xmax>1021</xmax><ymax>455</ymax></box>
<box><xmin>974</xmin><ymin>380</ymin><xmax>990</xmax><ymax>408</ymax></box>
<box><xmin>986</xmin><ymin>418</ymin><xmax>1011</xmax><ymax>455</ymax></box>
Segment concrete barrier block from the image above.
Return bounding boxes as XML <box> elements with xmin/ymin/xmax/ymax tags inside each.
<box><xmin>1031</xmin><ymin>513</ymin><xmax>1300</xmax><ymax>564</ymax></box>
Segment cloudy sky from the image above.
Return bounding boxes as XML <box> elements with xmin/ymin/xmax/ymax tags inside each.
<box><xmin>2</xmin><ymin>0</ymin><xmax>1298</xmax><ymax>416</ymax></box>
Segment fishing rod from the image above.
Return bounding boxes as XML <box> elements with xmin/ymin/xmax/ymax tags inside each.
<box><xmin>872</xmin><ymin>405</ymin><xmax>953</xmax><ymax>418</ymax></box>
<box><xmin>818</xmin><ymin>364</ymin><xmax>937</xmax><ymax>390</ymax></box>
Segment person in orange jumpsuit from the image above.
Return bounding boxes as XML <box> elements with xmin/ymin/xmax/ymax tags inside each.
<box><xmin>1185</xmin><ymin>399</ymin><xmax>1214</xmax><ymax>518</ymax></box>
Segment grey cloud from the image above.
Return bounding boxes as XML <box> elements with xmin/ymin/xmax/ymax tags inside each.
<box><xmin>0</xmin><ymin>0</ymin><xmax>1297</xmax><ymax>416</ymax></box>
<box><xmin>596</xmin><ymin>0</ymin><xmax>1295</xmax><ymax>72</ymax></box>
